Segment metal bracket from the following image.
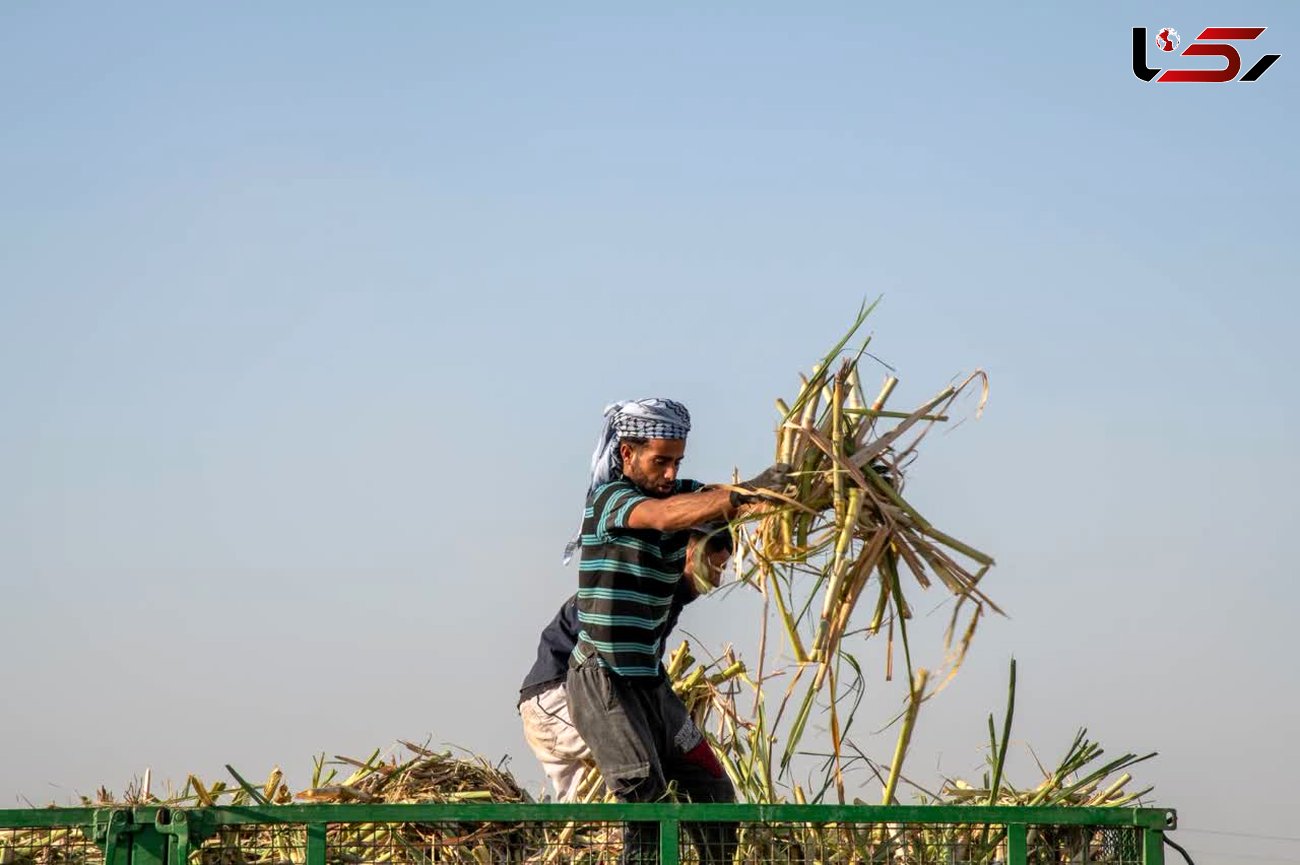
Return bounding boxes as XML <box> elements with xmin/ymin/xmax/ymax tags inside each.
<box><xmin>90</xmin><ymin>809</ymin><xmax>135</xmax><ymax>865</ymax></box>
<box><xmin>151</xmin><ymin>809</ymin><xmax>191</xmax><ymax>865</ymax></box>
<box><xmin>89</xmin><ymin>807</ymin><xmax>218</xmax><ymax>865</ymax></box>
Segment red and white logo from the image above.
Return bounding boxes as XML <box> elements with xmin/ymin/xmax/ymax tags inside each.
<box><xmin>1133</xmin><ymin>26</ymin><xmax>1281</xmax><ymax>82</ymax></box>
<box><xmin>1155</xmin><ymin>28</ymin><xmax>1180</xmax><ymax>52</ymax></box>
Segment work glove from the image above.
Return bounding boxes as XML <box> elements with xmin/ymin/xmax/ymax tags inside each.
<box><xmin>730</xmin><ymin>462</ymin><xmax>792</xmax><ymax>506</ymax></box>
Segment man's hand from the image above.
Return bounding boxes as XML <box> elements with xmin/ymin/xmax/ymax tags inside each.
<box><xmin>730</xmin><ymin>462</ymin><xmax>793</xmax><ymax>506</ymax></box>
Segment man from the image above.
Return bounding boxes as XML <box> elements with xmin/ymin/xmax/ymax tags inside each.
<box><xmin>518</xmin><ymin>526</ymin><xmax>733</xmax><ymax>802</ymax></box>
<box><xmin>563</xmin><ymin>398</ymin><xmax>789</xmax><ymax>864</ymax></box>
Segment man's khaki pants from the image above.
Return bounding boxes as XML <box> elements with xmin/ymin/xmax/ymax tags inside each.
<box><xmin>519</xmin><ymin>681</ymin><xmax>593</xmax><ymax>802</ymax></box>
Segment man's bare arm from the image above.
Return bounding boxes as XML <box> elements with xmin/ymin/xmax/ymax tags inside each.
<box><xmin>625</xmin><ymin>488</ymin><xmax>735</xmax><ymax>532</ymax></box>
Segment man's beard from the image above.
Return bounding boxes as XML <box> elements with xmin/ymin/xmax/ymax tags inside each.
<box><xmin>624</xmin><ymin>467</ymin><xmax>672</xmax><ymax>497</ymax></box>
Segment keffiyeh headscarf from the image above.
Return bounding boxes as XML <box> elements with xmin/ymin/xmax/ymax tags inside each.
<box><xmin>562</xmin><ymin>398</ymin><xmax>691</xmax><ymax>564</ymax></box>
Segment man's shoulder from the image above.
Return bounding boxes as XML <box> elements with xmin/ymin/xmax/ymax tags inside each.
<box><xmin>592</xmin><ymin>477</ymin><xmax>638</xmax><ymax>495</ymax></box>
<box><xmin>551</xmin><ymin>596</ymin><xmax>580</xmax><ymax>635</ymax></box>
<box><xmin>588</xmin><ymin>478</ymin><xmax>642</xmax><ymax>509</ymax></box>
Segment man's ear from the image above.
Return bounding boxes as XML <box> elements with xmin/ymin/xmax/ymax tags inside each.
<box><xmin>619</xmin><ymin>441</ymin><xmax>635</xmax><ymax>464</ymax></box>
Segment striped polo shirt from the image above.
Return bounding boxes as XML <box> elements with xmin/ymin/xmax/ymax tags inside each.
<box><xmin>574</xmin><ymin>477</ymin><xmax>704</xmax><ymax>678</ymax></box>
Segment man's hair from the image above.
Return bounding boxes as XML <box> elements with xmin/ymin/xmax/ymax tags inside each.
<box><xmin>695</xmin><ymin>522</ymin><xmax>734</xmax><ymax>555</ymax></box>
<box><xmin>704</xmin><ymin>533</ymin><xmax>734</xmax><ymax>555</ymax></box>
<box><xmin>619</xmin><ymin>436</ymin><xmax>649</xmax><ymax>450</ymax></box>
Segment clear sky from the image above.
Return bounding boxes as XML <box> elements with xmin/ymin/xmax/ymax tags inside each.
<box><xmin>2</xmin><ymin>3</ymin><xmax>1296</xmax><ymax>864</ymax></box>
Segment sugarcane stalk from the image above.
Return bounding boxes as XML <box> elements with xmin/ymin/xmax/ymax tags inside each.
<box><xmin>988</xmin><ymin>658</ymin><xmax>1016</xmax><ymax>805</ymax></box>
<box><xmin>779</xmin><ymin>678</ymin><xmax>820</xmax><ymax>774</ymax></box>
<box><xmin>856</xmin><ymin>374</ymin><xmax>899</xmax><ymax>446</ymax></box>
<box><xmin>845</xmin><ymin>408</ymin><xmax>948</xmax><ymax>421</ymax></box>
<box><xmin>827</xmin><ymin>663</ymin><xmax>845</xmax><ymax>804</ymax></box>
<box><xmin>831</xmin><ymin>372</ymin><xmax>846</xmax><ymax>518</ymax></box>
<box><xmin>882</xmin><ymin>668</ymin><xmax>929</xmax><ymax>804</ymax></box>
<box><xmin>1093</xmin><ymin>773</ymin><xmax>1133</xmax><ymax>803</ymax></box>
<box><xmin>849</xmin><ymin>385</ymin><xmax>955</xmax><ymax>471</ymax></box>
<box><xmin>768</xmin><ymin>568</ymin><xmax>809</xmax><ymax>663</ymax></box>
<box><xmin>818</xmin><ymin>488</ymin><xmax>862</xmax><ymax>625</ymax></box>
<box><xmin>226</xmin><ymin>764</ymin><xmax>270</xmax><ymax>805</ymax></box>
<box><xmin>885</xmin><ymin>610</ymin><xmax>895</xmax><ymax>680</ymax></box>
<box><xmin>845</xmin><ymin>367</ymin><xmax>864</xmax><ymax>411</ymax></box>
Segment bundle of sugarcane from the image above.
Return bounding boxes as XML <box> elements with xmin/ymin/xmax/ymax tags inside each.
<box><xmin>929</xmin><ymin>726</ymin><xmax>1155</xmax><ymax>865</ymax></box>
<box><xmin>295</xmin><ymin>742</ymin><xmax>527</xmax><ymax>805</ymax></box>
<box><xmin>664</xmin><ymin>640</ymin><xmax>746</xmax><ymax>739</ymax></box>
<box><xmin>723</xmin><ymin>298</ymin><xmax>999</xmax><ymax>803</ymax></box>
<box><xmin>192</xmin><ymin>747</ymin><xmax>538</xmax><ymax>865</ymax></box>
<box><xmin>735</xmin><ymin>297</ymin><xmax>996</xmax><ymax>681</ymax></box>
<box><xmin>940</xmin><ymin>730</ymin><xmax>1154</xmax><ymax>808</ymax></box>
<box><xmin>301</xmin><ymin>748</ymin><xmax>539</xmax><ymax>865</ymax></box>
<box><xmin>57</xmin><ymin>745</ymin><xmax>531</xmax><ymax>809</ymax></box>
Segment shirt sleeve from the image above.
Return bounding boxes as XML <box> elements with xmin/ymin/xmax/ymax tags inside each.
<box><xmin>557</xmin><ymin>596</ymin><xmax>581</xmax><ymax>643</ymax></box>
<box><xmin>594</xmin><ymin>482</ymin><xmax>650</xmax><ymax>539</ymax></box>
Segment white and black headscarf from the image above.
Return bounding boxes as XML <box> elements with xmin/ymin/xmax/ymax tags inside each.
<box><xmin>562</xmin><ymin>398</ymin><xmax>691</xmax><ymax>564</ymax></box>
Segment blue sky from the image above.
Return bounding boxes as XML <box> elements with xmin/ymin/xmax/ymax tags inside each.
<box><xmin>2</xmin><ymin>4</ymin><xmax>1297</xmax><ymax>863</ymax></box>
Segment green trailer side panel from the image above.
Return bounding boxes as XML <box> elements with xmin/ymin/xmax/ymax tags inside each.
<box><xmin>1007</xmin><ymin>823</ymin><xmax>1027</xmax><ymax>865</ymax></box>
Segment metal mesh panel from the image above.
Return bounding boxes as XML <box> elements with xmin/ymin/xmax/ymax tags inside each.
<box><xmin>1025</xmin><ymin>826</ymin><xmax>1142</xmax><ymax>865</ymax></box>
<box><xmin>325</xmin><ymin>821</ymin><xmax>626</xmax><ymax>865</ymax></box>
<box><xmin>193</xmin><ymin>825</ymin><xmax>307</xmax><ymax>865</ymax></box>
<box><xmin>0</xmin><ymin>827</ymin><xmax>103</xmax><ymax>865</ymax></box>
<box><xmin>310</xmin><ymin>819</ymin><xmax>1060</xmax><ymax>864</ymax></box>
<box><xmin>704</xmin><ymin>821</ymin><xmax>996</xmax><ymax>865</ymax></box>
<box><xmin>299</xmin><ymin>820</ymin><xmax>1149</xmax><ymax>865</ymax></box>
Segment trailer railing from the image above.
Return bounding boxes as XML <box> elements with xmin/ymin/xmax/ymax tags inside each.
<box><xmin>0</xmin><ymin>803</ymin><xmax>1177</xmax><ymax>865</ymax></box>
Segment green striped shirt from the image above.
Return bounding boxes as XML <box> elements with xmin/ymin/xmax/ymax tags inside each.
<box><xmin>574</xmin><ymin>477</ymin><xmax>703</xmax><ymax>677</ymax></box>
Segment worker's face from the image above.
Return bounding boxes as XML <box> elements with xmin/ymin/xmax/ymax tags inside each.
<box><xmin>703</xmin><ymin>548</ymin><xmax>730</xmax><ymax>586</ymax></box>
<box><xmin>621</xmin><ymin>438</ymin><xmax>685</xmax><ymax>497</ymax></box>
<box><xmin>685</xmin><ymin>535</ymin><xmax>730</xmax><ymax>595</ymax></box>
